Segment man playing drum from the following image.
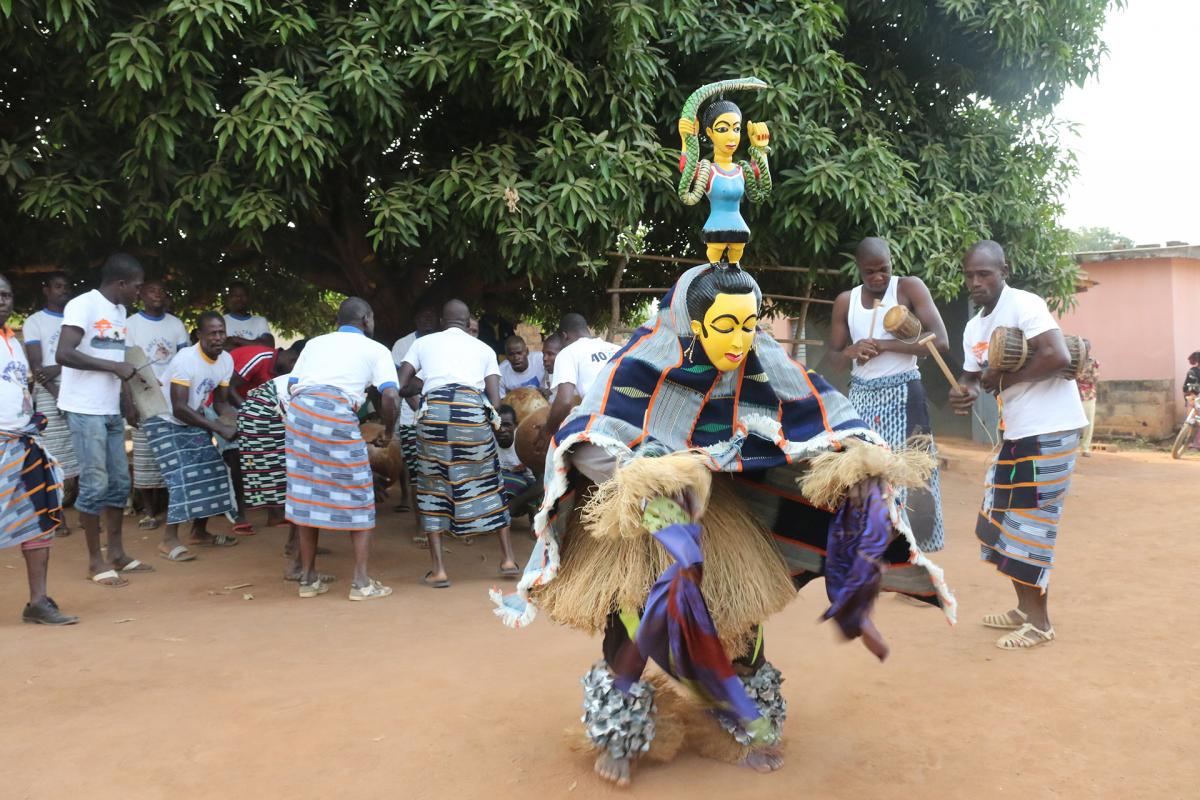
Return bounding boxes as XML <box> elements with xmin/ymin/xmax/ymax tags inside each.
<box><xmin>829</xmin><ymin>236</ymin><xmax>949</xmax><ymax>553</ymax></box>
<box><xmin>950</xmin><ymin>240</ymin><xmax>1087</xmax><ymax>650</ymax></box>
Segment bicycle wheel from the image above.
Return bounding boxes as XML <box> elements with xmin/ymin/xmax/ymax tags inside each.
<box><xmin>1171</xmin><ymin>421</ymin><xmax>1196</xmax><ymax>459</ymax></box>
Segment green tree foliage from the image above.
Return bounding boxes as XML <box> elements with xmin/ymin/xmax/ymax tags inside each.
<box><xmin>1069</xmin><ymin>226</ymin><xmax>1134</xmax><ymax>252</ymax></box>
<box><xmin>1</xmin><ymin>0</ymin><xmax>1119</xmax><ymax>332</ymax></box>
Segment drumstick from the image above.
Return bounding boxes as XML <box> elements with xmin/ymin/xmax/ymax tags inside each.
<box><xmin>867</xmin><ymin>299</ymin><xmax>882</xmax><ymax>339</ymax></box>
<box><xmin>919</xmin><ymin>333</ymin><xmax>964</xmax><ymax>393</ymax></box>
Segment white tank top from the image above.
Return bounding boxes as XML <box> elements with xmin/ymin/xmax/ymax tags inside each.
<box><xmin>847</xmin><ymin>276</ymin><xmax>919</xmax><ymax>380</ymax></box>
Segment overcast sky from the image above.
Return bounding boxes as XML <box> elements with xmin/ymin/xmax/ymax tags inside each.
<box><xmin>1055</xmin><ymin>0</ymin><xmax>1199</xmax><ymax>245</ymax></box>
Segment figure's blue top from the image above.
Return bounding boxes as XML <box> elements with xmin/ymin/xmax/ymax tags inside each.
<box><xmin>703</xmin><ymin>165</ymin><xmax>749</xmax><ymax>234</ymax></box>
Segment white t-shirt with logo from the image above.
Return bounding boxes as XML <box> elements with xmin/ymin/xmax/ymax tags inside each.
<box><xmin>499</xmin><ymin>354</ymin><xmax>545</xmax><ymax>398</ymax></box>
<box><xmin>223</xmin><ymin>313</ymin><xmax>271</xmax><ymax>342</ymax></box>
<box><xmin>962</xmin><ymin>285</ymin><xmax>1088</xmax><ymax>441</ymax></box>
<box><xmin>126</xmin><ymin>311</ymin><xmax>189</xmax><ymax>381</ymax></box>
<box><xmin>403</xmin><ymin>327</ymin><xmax>499</xmax><ymax>395</ymax></box>
<box><xmin>159</xmin><ymin>344</ymin><xmax>234</xmax><ymax>425</ymax></box>
<box><xmin>0</xmin><ymin>330</ymin><xmax>34</xmax><ymax>431</ymax></box>
<box><xmin>58</xmin><ymin>289</ymin><xmax>129</xmax><ymax>416</ymax></box>
<box><xmin>20</xmin><ymin>309</ymin><xmax>66</xmax><ymax>368</ymax></box>
<box><xmin>550</xmin><ymin>336</ymin><xmax>619</xmax><ymax>401</ymax></box>
<box><xmin>289</xmin><ymin>327</ymin><xmax>399</xmax><ymax>407</ymax></box>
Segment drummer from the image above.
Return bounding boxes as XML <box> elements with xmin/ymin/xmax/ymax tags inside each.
<box><xmin>829</xmin><ymin>236</ymin><xmax>950</xmax><ymax>553</ymax></box>
<box><xmin>950</xmin><ymin>240</ymin><xmax>1086</xmax><ymax>651</ymax></box>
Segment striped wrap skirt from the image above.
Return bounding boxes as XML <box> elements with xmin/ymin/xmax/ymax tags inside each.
<box><xmin>848</xmin><ymin>369</ymin><xmax>944</xmax><ymax>552</ymax></box>
<box><xmin>143</xmin><ymin>417</ymin><xmax>236</xmax><ymax>525</ymax></box>
<box><xmin>131</xmin><ymin>426</ymin><xmax>166</xmax><ymax>489</ymax></box>
<box><xmin>415</xmin><ymin>385</ymin><xmax>510</xmax><ymax>536</ymax></box>
<box><xmin>237</xmin><ymin>380</ymin><xmax>286</xmax><ymax>508</ymax></box>
<box><xmin>0</xmin><ymin>424</ymin><xmax>62</xmax><ymax>550</ymax></box>
<box><xmin>976</xmin><ymin>429</ymin><xmax>1080</xmax><ymax>591</ymax></box>
<box><xmin>31</xmin><ymin>384</ymin><xmax>79</xmax><ymax>480</ymax></box>
<box><xmin>284</xmin><ymin>386</ymin><xmax>374</xmax><ymax>531</ymax></box>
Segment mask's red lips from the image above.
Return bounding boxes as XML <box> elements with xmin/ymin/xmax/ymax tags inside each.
<box><xmin>725</xmin><ymin>352</ymin><xmax>745</xmax><ymax>363</ymax></box>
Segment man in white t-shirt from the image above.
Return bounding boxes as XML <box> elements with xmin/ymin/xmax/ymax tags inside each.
<box><xmin>498</xmin><ymin>334</ymin><xmax>545</xmax><ymax>398</ymax></box>
<box><xmin>142</xmin><ymin>311</ymin><xmax>239</xmax><ymax>562</ymax></box>
<box><xmin>538</xmin><ymin>313</ymin><xmax>619</xmax><ymax>454</ymax></box>
<box><xmin>828</xmin><ymin>237</ymin><xmax>951</xmax><ymax>554</ymax></box>
<box><xmin>390</xmin><ymin>306</ymin><xmax>439</xmax><ymax>512</ymax></box>
<box><xmin>125</xmin><ymin>279</ymin><xmax>190</xmax><ymax>528</ymax></box>
<box><xmin>21</xmin><ymin>271</ymin><xmax>80</xmax><ymax>528</ymax></box>
<box><xmin>540</xmin><ymin>332</ymin><xmax>564</xmax><ymax>401</ymax></box>
<box><xmin>56</xmin><ymin>253</ymin><xmax>151</xmax><ymax>587</ymax></box>
<box><xmin>950</xmin><ymin>240</ymin><xmax>1087</xmax><ymax>651</ymax></box>
<box><xmin>286</xmin><ymin>297</ymin><xmax>400</xmax><ymax>601</ymax></box>
<box><xmin>397</xmin><ymin>299</ymin><xmax>518</xmax><ymax>587</ymax></box>
<box><xmin>0</xmin><ymin>274</ymin><xmax>78</xmax><ymax>625</ymax></box>
<box><xmin>222</xmin><ymin>280</ymin><xmax>274</xmax><ymax>349</ymax></box>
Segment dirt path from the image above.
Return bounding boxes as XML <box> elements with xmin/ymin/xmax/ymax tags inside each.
<box><xmin>2</xmin><ymin>439</ymin><xmax>1197</xmax><ymax>799</ymax></box>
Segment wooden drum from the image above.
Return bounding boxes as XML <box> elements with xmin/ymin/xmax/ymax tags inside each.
<box><xmin>515</xmin><ymin>406</ymin><xmax>551</xmax><ymax>477</ymax></box>
<box><xmin>988</xmin><ymin>326</ymin><xmax>1028</xmax><ymax>372</ymax></box>
<box><xmin>361</xmin><ymin>422</ymin><xmax>403</xmax><ymax>488</ymax></box>
<box><xmin>504</xmin><ymin>386</ymin><xmax>549</xmax><ymax>425</ymax></box>
<box><xmin>882</xmin><ymin>305</ymin><xmax>922</xmax><ymax>340</ymax></box>
<box><xmin>1062</xmin><ymin>335</ymin><xmax>1089</xmax><ymax>381</ymax></box>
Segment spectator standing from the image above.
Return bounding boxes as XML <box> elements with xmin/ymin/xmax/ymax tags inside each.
<box><xmin>222</xmin><ymin>281</ymin><xmax>273</xmax><ymax>349</ymax></box>
<box><xmin>538</xmin><ymin>313</ymin><xmax>619</xmax><ymax>451</ymax></box>
<box><xmin>22</xmin><ymin>271</ymin><xmax>80</xmax><ymax>533</ymax></box>
<box><xmin>56</xmin><ymin>253</ymin><xmax>153</xmax><ymax>587</ymax></box>
<box><xmin>125</xmin><ymin>279</ymin><xmax>189</xmax><ymax>528</ymax></box>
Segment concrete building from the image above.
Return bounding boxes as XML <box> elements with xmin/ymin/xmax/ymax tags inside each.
<box><xmin>1057</xmin><ymin>244</ymin><xmax>1200</xmax><ymax>439</ymax></box>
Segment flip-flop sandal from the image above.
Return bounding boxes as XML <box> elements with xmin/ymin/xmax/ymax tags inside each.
<box><xmin>90</xmin><ymin>569</ymin><xmax>129</xmax><ymax>588</ymax></box>
<box><xmin>158</xmin><ymin>545</ymin><xmax>196</xmax><ymax>562</ymax></box>
<box><xmin>982</xmin><ymin>609</ymin><xmax>1029</xmax><ymax>630</ymax></box>
<box><xmin>421</xmin><ymin>571</ymin><xmax>450</xmax><ymax>589</ymax></box>
<box><xmin>996</xmin><ymin>623</ymin><xmax>1055</xmax><ymax>650</ymax></box>
<box><xmin>116</xmin><ymin>559</ymin><xmax>155</xmax><ymax>573</ymax></box>
<box><xmin>190</xmin><ymin>534</ymin><xmax>240</xmax><ymax>548</ymax></box>
<box><xmin>499</xmin><ymin>564</ymin><xmax>522</xmax><ymax>578</ymax></box>
<box><xmin>137</xmin><ymin>515</ymin><xmax>160</xmax><ymax>530</ymax></box>
<box><xmin>283</xmin><ymin>572</ymin><xmax>336</xmax><ymax>583</ymax></box>
<box><xmin>231</xmin><ymin>522</ymin><xmax>256</xmax><ymax>536</ymax></box>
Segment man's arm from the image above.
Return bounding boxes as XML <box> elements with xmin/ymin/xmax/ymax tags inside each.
<box><xmin>57</xmin><ymin>326</ymin><xmax>135</xmax><ymax>380</ymax></box>
<box><xmin>873</xmin><ymin>277</ymin><xmax>950</xmax><ymax>357</ymax></box>
<box><xmin>538</xmin><ymin>382</ymin><xmax>577</xmax><ymax>447</ymax></box>
<box><xmin>980</xmin><ymin>329</ymin><xmax>1070</xmax><ymax>395</ymax></box>
<box><xmin>396</xmin><ymin>363</ymin><xmax>422</xmax><ymax>397</ymax></box>
<box><xmin>828</xmin><ymin>291</ymin><xmax>877</xmax><ymax>370</ymax></box>
<box><xmin>950</xmin><ymin>371</ymin><xmax>982</xmax><ymax>416</ymax></box>
<box><xmin>373</xmin><ymin>387</ymin><xmax>400</xmax><ymax>446</ymax></box>
<box><xmin>171</xmin><ymin>383</ymin><xmax>235</xmax><ymax>439</ymax></box>
<box><xmin>484</xmin><ymin>374</ymin><xmax>502</xmax><ymax>410</ymax></box>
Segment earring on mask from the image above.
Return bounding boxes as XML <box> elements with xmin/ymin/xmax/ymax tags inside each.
<box><xmin>685</xmin><ymin>335</ymin><xmax>697</xmax><ymax>362</ymax></box>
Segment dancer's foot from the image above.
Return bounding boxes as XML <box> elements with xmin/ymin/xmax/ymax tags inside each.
<box><xmin>742</xmin><ymin>745</ymin><xmax>784</xmax><ymax>773</ymax></box>
<box><xmin>594</xmin><ymin>753</ymin><xmax>632</xmax><ymax>787</ymax></box>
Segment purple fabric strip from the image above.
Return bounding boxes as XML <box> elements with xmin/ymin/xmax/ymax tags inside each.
<box><xmin>822</xmin><ymin>484</ymin><xmax>890</xmax><ymax>638</ymax></box>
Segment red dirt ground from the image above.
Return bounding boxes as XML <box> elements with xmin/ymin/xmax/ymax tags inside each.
<box><xmin>1</xmin><ymin>438</ymin><xmax>1197</xmax><ymax>799</ymax></box>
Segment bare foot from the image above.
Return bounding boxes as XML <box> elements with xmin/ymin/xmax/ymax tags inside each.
<box><xmin>742</xmin><ymin>745</ymin><xmax>784</xmax><ymax>773</ymax></box>
<box><xmin>594</xmin><ymin>753</ymin><xmax>632</xmax><ymax>787</ymax></box>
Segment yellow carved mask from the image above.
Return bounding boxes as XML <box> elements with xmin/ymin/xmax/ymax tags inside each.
<box><xmin>705</xmin><ymin>112</ymin><xmax>742</xmax><ymax>162</ymax></box>
<box><xmin>690</xmin><ymin>292</ymin><xmax>758</xmax><ymax>372</ymax></box>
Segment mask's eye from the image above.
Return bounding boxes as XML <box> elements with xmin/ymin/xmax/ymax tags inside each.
<box><xmin>709</xmin><ymin>323</ymin><xmax>735</xmax><ymax>334</ymax></box>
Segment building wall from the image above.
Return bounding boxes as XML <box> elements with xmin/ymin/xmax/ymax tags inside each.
<box><xmin>1170</xmin><ymin>260</ymin><xmax>1200</xmax><ymax>417</ymax></box>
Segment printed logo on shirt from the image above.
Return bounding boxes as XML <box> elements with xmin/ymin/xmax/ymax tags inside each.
<box><xmin>144</xmin><ymin>337</ymin><xmax>176</xmax><ymax>365</ymax></box>
<box><xmin>195</xmin><ymin>378</ymin><xmax>218</xmax><ymax>405</ymax></box>
<box><xmin>970</xmin><ymin>341</ymin><xmax>988</xmax><ymax>364</ymax></box>
<box><xmin>89</xmin><ymin>318</ymin><xmax>127</xmax><ymax>350</ymax></box>
<box><xmin>2</xmin><ymin>358</ymin><xmax>29</xmax><ymax>386</ymax></box>
<box><xmin>590</xmin><ymin>352</ymin><xmax>611</xmax><ymax>363</ymax></box>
